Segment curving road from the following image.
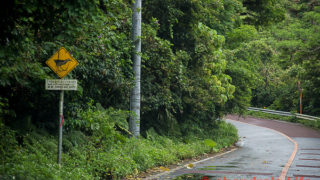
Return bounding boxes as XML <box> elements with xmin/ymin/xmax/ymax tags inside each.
<box><xmin>146</xmin><ymin>115</ymin><xmax>320</xmax><ymax>180</ymax></box>
<box><xmin>227</xmin><ymin>115</ymin><xmax>320</xmax><ymax>180</ymax></box>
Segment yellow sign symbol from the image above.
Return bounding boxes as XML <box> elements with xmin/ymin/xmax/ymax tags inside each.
<box><xmin>46</xmin><ymin>47</ymin><xmax>78</xmax><ymax>79</ymax></box>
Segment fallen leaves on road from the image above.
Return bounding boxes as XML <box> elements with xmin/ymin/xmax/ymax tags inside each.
<box><xmin>187</xmin><ymin>163</ymin><xmax>194</xmax><ymax>169</ymax></box>
<box><xmin>159</xmin><ymin>166</ymin><xmax>170</xmax><ymax>171</ymax></box>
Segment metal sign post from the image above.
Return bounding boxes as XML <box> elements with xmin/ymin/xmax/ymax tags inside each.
<box><xmin>48</xmin><ymin>82</ymin><xmax>77</xmax><ymax>165</ymax></box>
<box><xmin>45</xmin><ymin>47</ymin><xmax>79</xmax><ymax>165</ymax></box>
<box><xmin>58</xmin><ymin>90</ymin><xmax>64</xmax><ymax>164</ymax></box>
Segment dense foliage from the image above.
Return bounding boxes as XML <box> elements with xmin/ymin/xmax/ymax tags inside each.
<box><xmin>250</xmin><ymin>0</ymin><xmax>320</xmax><ymax>116</ymax></box>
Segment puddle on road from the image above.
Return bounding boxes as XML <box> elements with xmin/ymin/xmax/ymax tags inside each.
<box><xmin>172</xmin><ymin>166</ymin><xmax>238</xmax><ymax>179</ymax></box>
<box><xmin>227</xmin><ymin>161</ymin><xmax>242</xmax><ymax>165</ymax></box>
<box><xmin>172</xmin><ymin>174</ymin><xmax>217</xmax><ymax>180</ymax></box>
<box><xmin>198</xmin><ymin>165</ymin><xmax>238</xmax><ymax>171</ymax></box>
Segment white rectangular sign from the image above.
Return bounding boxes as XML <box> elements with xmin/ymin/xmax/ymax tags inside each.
<box><xmin>45</xmin><ymin>79</ymin><xmax>78</xmax><ymax>90</ymax></box>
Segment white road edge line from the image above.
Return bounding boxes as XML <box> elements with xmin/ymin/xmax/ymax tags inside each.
<box><xmin>143</xmin><ymin>148</ymin><xmax>238</xmax><ymax>180</ymax></box>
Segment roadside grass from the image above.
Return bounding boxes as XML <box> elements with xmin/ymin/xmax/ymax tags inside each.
<box><xmin>244</xmin><ymin>111</ymin><xmax>320</xmax><ymax>130</ymax></box>
<box><xmin>0</xmin><ymin>108</ymin><xmax>238</xmax><ymax>180</ymax></box>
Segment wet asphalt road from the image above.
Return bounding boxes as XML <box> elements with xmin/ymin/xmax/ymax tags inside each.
<box><xmin>286</xmin><ymin>137</ymin><xmax>320</xmax><ymax>179</ymax></box>
<box><xmin>147</xmin><ymin>117</ymin><xmax>320</xmax><ymax>180</ymax></box>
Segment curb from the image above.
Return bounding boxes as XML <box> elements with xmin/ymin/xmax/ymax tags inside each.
<box><xmin>143</xmin><ymin>148</ymin><xmax>238</xmax><ymax>180</ymax></box>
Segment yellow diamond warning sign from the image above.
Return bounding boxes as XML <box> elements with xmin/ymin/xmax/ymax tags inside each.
<box><xmin>46</xmin><ymin>47</ymin><xmax>78</xmax><ymax>79</ymax></box>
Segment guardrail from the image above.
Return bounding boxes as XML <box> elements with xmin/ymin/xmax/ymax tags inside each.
<box><xmin>248</xmin><ymin>107</ymin><xmax>320</xmax><ymax>121</ymax></box>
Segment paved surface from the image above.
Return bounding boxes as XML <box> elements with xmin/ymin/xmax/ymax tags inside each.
<box><xmin>228</xmin><ymin>115</ymin><xmax>320</xmax><ymax>180</ymax></box>
<box><xmin>226</xmin><ymin>115</ymin><xmax>320</xmax><ymax>138</ymax></box>
<box><xmin>146</xmin><ymin>116</ymin><xmax>320</xmax><ymax>180</ymax></box>
<box><xmin>286</xmin><ymin>138</ymin><xmax>320</xmax><ymax>179</ymax></box>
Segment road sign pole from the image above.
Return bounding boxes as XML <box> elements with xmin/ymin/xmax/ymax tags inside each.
<box><xmin>45</xmin><ymin>47</ymin><xmax>78</xmax><ymax>164</ymax></box>
<box><xmin>57</xmin><ymin>90</ymin><xmax>64</xmax><ymax>164</ymax></box>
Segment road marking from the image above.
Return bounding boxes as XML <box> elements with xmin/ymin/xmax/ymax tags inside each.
<box><xmin>143</xmin><ymin>148</ymin><xmax>238</xmax><ymax>180</ymax></box>
<box><xmin>296</xmin><ymin>165</ymin><xmax>320</xmax><ymax>168</ymax></box>
<box><xmin>299</xmin><ymin>158</ymin><xmax>320</xmax><ymax>161</ymax></box>
<box><xmin>180</xmin><ymin>170</ymin><xmax>273</xmax><ymax>176</ymax></box>
<box><xmin>227</xmin><ymin>119</ymin><xmax>299</xmax><ymax>180</ymax></box>
<box><xmin>190</xmin><ymin>148</ymin><xmax>239</xmax><ymax>166</ymax></box>
<box><xmin>293</xmin><ymin>174</ymin><xmax>320</xmax><ymax>178</ymax></box>
<box><xmin>300</xmin><ymin>153</ymin><xmax>320</xmax><ymax>155</ymax></box>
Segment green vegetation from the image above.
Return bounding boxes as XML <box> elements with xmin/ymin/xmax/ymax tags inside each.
<box><xmin>1</xmin><ymin>104</ymin><xmax>237</xmax><ymax>179</ymax></box>
<box><xmin>0</xmin><ymin>0</ymin><xmax>319</xmax><ymax>179</ymax></box>
<box><xmin>249</xmin><ymin>0</ymin><xmax>320</xmax><ymax>116</ymax></box>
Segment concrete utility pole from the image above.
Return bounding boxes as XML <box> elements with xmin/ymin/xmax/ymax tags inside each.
<box><xmin>130</xmin><ymin>0</ymin><xmax>142</xmax><ymax>137</ymax></box>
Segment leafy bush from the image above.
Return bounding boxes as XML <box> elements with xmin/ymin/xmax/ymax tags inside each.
<box><xmin>1</xmin><ymin>107</ymin><xmax>238</xmax><ymax>179</ymax></box>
